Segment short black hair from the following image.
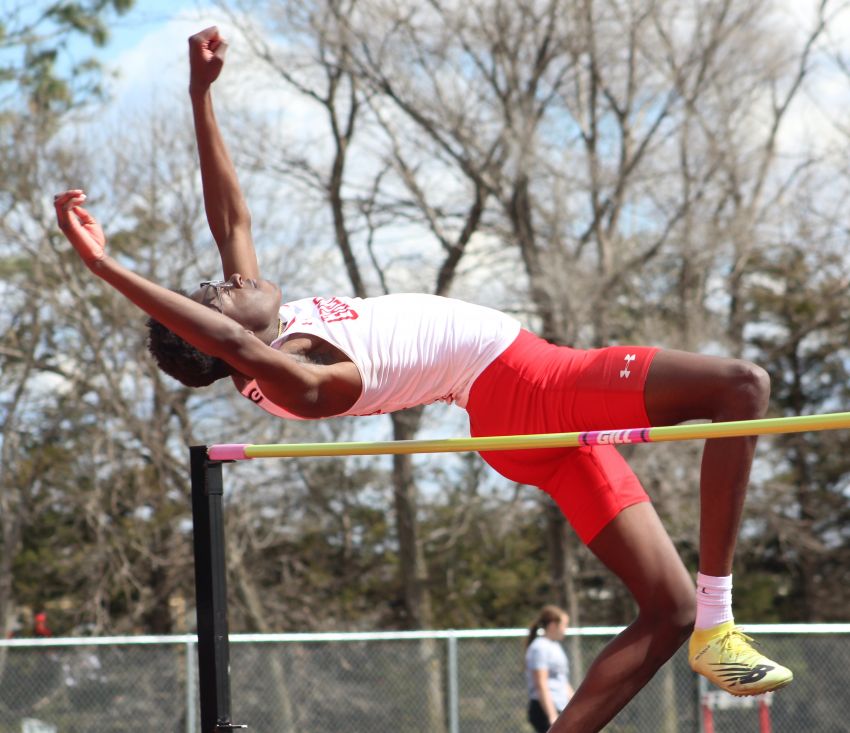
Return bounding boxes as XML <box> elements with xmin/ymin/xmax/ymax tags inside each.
<box><xmin>146</xmin><ymin>313</ymin><xmax>231</xmax><ymax>388</ymax></box>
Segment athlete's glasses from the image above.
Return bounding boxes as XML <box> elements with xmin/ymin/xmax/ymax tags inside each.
<box><xmin>199</xmin><ymin>280</ymin><xmax>234</xmax><ymax>313</ymax></box>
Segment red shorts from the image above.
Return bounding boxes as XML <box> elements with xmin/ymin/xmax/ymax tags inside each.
<box><xmin>466</xmin><ymin>329</ymin><xmax>659</xmax><ymax>544</ymax></box>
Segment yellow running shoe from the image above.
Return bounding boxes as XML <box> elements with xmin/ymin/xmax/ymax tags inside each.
<box><xmin>689</xmin><ymin>621</ymin><xmax>793</xmax><ymax>696</ymax></box>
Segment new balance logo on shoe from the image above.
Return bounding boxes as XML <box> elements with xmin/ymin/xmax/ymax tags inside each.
<box><xmin>710</xmin><ymin>663</ymin><xmax>775</xmax><ymax>686</ymax></box>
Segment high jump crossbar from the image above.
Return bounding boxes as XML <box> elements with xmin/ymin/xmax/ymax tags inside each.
<box><xmin>208</xmin><ymin>411</ymin><xmax>850</xmax><ymax>461</ymax></box>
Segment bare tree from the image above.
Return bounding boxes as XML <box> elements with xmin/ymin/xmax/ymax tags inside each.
<box><xmin>217</xmin><ymin>0</ymin><xmax>497</xmax><ymax>639</ymax></box>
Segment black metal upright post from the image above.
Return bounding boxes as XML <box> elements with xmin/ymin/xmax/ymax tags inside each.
<box><xmin>190</xmin><ymin>445</ymin><xmax>246</xmax><ymax>732</ymax></box>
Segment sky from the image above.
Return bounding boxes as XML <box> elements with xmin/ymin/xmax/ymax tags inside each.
<box><xmin>84</xmin><ymin>1</ymin><xmax>850</xmax><ymax>152</ymax></box>
<box><xmin>90</xmin><ymin>1</ymin><xmax>222</xmax><ymax>105</ymax></box>
<box><xmin>74</xmin><ymin>1</ymin><xmax>330</xmax><ymax>141</ymax></box>
<box><xmin>101</xmin><ymin>0</ymin><xmax>208</xmax><ymax>51</ymax></box>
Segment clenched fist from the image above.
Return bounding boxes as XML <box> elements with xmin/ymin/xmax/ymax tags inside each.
<box><xmin>188</xmin><ymin>26</ymin><xmax>229</xmax><ymax>93</ymax></box>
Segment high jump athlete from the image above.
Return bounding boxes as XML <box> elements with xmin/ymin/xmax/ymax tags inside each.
<box><xmin>54</xmin><ymin>26</ymin><xmax>792</xmax><ymax>733</ymax></box>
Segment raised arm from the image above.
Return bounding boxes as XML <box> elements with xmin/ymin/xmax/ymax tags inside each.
<box><xmin>53</xmin><ymin>191</ymin><xmax>358</xmax><ymax>417</ymax></box>
<box><xmin>188</xmin><ymin>26</ymin><xmax>259</xmax><ymax>280</ymax></box>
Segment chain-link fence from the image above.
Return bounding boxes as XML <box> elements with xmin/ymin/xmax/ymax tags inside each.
<box><xmin>1</xmin><ymin>625</ymin><xmax>847</xmax><ymax>733</ymax></box>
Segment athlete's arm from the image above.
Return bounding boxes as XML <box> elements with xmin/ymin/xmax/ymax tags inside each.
<box><xmin>54</xmin><ymin>192</ymin><xmax>355</xmax><ymax>416</ymax></box>
<box><xmin>188</xmin><ymin>27</ymin><xmax>259</xmax><ymax>280</ymax></box>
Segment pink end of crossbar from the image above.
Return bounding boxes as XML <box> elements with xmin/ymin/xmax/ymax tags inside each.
<box><xmin>207</xmin><ymin>444</ymin><xmax>251</xmax><ymax>461</ymax></box>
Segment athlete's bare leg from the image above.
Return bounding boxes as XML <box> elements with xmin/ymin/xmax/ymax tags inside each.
<box><xmin>550</xmin><ymin>503</ymin><xmax>695</xmax><ymax>732</ymax></box>
<box><xmin>551</xmin><ymin>350</ymin><xmax>769</xmax><ymax>732</ymax></box>
<box><xmin>642</xmin><ymin>350</ymin><xmax>770</xmax><ymax>575</ymax></box>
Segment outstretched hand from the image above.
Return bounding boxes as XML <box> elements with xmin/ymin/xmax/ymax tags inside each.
<box><xmin>188</xmin><ymin>26</ymin><xmax>228</xmax><ymax>92</ymax></box>
<box><xmin>54</xmin><ymin>190</ymin><xmax>106</xmax><ymax>266</ymax></box>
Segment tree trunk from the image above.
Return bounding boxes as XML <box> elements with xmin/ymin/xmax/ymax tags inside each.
<box><xmin>390</xmin><ymin>407</ymin><xmax>446</xmax><ymax>733</ymax></box>
<box><xmin>546</xmin><ymin>503</ymin><xmax>584</xmax><ymax>678</ymax></box>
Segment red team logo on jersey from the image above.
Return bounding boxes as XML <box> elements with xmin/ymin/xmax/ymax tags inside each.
<box><xmin>313</xmin><ymin>296</ymin><xmax>359</xmax><ymax>323</ymax></box>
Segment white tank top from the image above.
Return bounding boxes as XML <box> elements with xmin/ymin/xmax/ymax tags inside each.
<box><xmin>238</xmin><ymin>293</ymin><xmax>520</xmax><ymax>419</ymax></box>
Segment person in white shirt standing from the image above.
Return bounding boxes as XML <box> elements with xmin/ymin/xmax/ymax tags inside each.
<box><xmin>525</xmin><ymin>606</ymin><xmax>574</xmax><ymax>732</ymax></box>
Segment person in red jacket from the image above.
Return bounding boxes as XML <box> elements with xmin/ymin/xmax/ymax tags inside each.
<box><xmin>33</xmin><ymin>612</ymin><xmax>52</xmax><ymax>638</ymax></box>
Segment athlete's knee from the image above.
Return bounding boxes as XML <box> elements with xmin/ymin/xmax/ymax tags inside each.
<box><xmin>655</xmin><ymin>615</ymin><xmax>692</xmax><ymax>662</ymax></box>
<box><xmin>637</xmin><ymin>598</ymin><xmax>694</xmax><ymax>664</ymax></box>
<box><xmin>638</xmin><ymin>581</ymin><xmax>695</xmax><ymax>643</ymax></box>
<box><xmin>667</xmin><ymin>594</ymin><xmax>696</xmax><ymax>641</ymax></box>
<box><xmin>662</xmin><ymin>593</ymin><xmax>695</xmax><ymax>633</ymax></box>
<box><xmin>714</xmin><ymin>360</ymin><xmax>770</xmax><ymax>420</ymax></box>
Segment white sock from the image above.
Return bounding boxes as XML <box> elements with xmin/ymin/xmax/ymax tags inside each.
<box><xmin>694</xmin><ymin>572</ymin><xmax>734</xmax><ymax>630</ymax></box>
